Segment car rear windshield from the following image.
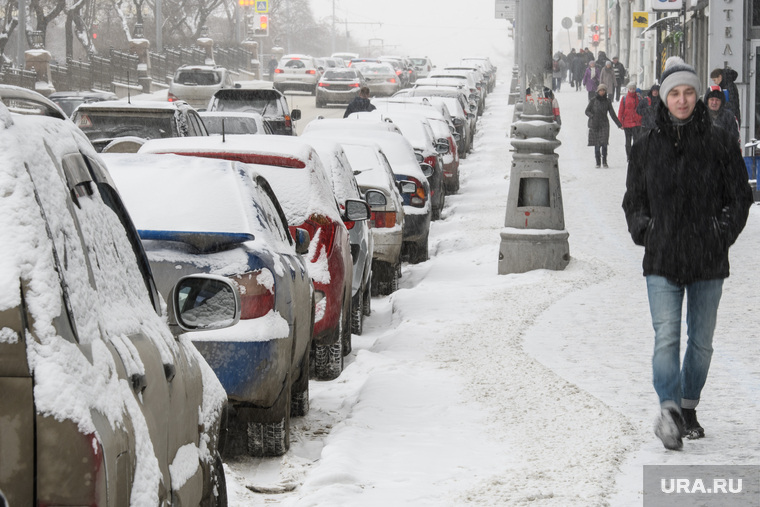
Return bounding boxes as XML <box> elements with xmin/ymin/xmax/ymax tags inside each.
<box><xmin>203</xmin><ymin>116</ymin><xmax>259</xmax><ymax>135</ymax></box>
<box><xmin>410</xmin><ymin>58</ymin><xmax>428</xmax><ymax>66</ymax></box>
<box><xmin>364</xmin><ymin>65</ymin><xmax>393</xmax><ymax>75</ymax></box>
<box><xmin>212</xmin><ymin>90</ymin><xmax>285</xmax><ymax>116</ymax></box>
<box><xmin>323</xmin><ymin>70</ymin><xmax>358</xmax><ymax>80</ymax></box>
<box><xmin>174</xmin><ymin>70</ymin><xmax>222</xmax><ymax>86</ymax></box>
<box><xmin>75</xmin><ymin>111</ymin><xmax>175</xmax><ymax>140</ymax></box>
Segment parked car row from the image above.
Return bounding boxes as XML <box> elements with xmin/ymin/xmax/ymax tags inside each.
<box><xmin>0</xmin><ymin>53</ymin><xmax>497</xmax><ymax>505</ymax></box>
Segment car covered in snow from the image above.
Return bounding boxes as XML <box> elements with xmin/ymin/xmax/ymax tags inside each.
<box><xmin>302</xmin><ymin>137</ymin><xmax>374</xmax><ymax>335</ymax></box>
<box><xmin>0</xmin><ymin>85</ymin><xmax>233</xmax><ymax>506</ymax></box>
<box><xmin>138</xmin><ymin>135</ymin><xmax>370</xmax><ymax>380</ymax></box>
<box><xmin>72</xmin><ymin>99</ymin><xmax>208</xmax><ymax>153</ymax></box>
<box><xmin>207</xmin><ymin>85</ymin><xmax>301</xmax><ymax>136</ymax></box>
<box><xmin>168</xmin><ymin>64</ymin><xmax>236</xmax><ymax>110</ymax></box>
<box><xmin>104</xmin><ymin>153</ymin><xmax>314</xmax><ymax>457</ymax></box>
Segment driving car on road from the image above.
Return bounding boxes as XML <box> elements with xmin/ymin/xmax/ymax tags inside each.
<box><xmin>168</xmin><ymin>64</ymin><xmax>235</xmax><ymax>110</ymax></box>
<box><xmin>274</xmin><ymin>54</ymin><xmax>321</xmax><ymax>94</ymax></box>
<box><xmin>357</xmin><ymin>63</ymin><xmax>401</xmax><ymax>97</ymax></box>
<box><xmin>138</xmin><ymin>135</ymin><xmax>370</xmax><ymax>380</ymax></box>
<box><xmin>105</xmin><ymin>153</ymin><xmax>314</xmax><ymax>458</ymax></box>
<box><xmin>410</xmin><ymin>56</ymin><xmax>435</xmax><ymax>79</ymax></box>
<box><xmin>316</xmin><ymin>68</ymin><xmax>367</xmax><ymax>108</ymax></box>
<box><xmin>207</xmin><ymin>85</ymin><xmax>301</xmax><ymax>136</ymax></box>
<box><xmin>48</xmin><ymin>89</ymin><xmax>118</xmax><ymax>117</ymax></box>
<box><xmin>0</xmin><ymin>87</ymin><xmax>233</xmax><ymax>507</ymax></box>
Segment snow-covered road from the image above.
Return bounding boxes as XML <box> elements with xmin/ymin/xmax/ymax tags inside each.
<box><xmin>224</xmin><ymin>50</ymin><xmax>760</xmax><ymax>506</ymax></box>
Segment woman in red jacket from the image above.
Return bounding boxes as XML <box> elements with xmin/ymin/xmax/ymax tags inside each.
<box><xmin>618</xmin><ymin>82</ymin><xmax>643</xmax><ymax>161</ymax></box>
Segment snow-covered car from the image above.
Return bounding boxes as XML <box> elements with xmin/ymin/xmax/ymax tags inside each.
<box><xmin>340</xmin><ymin>141</ymin><xmax>412</xmax><ymax>294</ymax></box>
<box><xmin>461</xmin><ymin>56</ymin><xmax>497</xmax><ymax>92</ymax></box>
<box><xmin>371</xmin><ymin>98</ymin><xmax>460</xmax><ymax>193</ymax></box>
<box><xmin>0</xmin><ymin>86</ymin><xmax>233</xmax><ymax>506</ymax></box>
<box><xmin>302</xmin><ymin>137</ymin><xmax>374</xmax><ymax>335</ymax></box>
<box><xmin>104</xmin><ymin>153</ymin><xmax>314</xmax><ymax>457</ymax></box>
<box><xmin>138</xmin><ymin>136</ymin><xmax>370</xmax><ymax>380</ymax></box>
<box><xmin>199</xmin><ymin>111</ymin><xmax>272</xmax><ymax>135</ymax></box>
<box><xmin>350</xmin><ymin>110</ymin><xmax>447</xmax><ymax>222</ymax></box>
<box><xmin>207</xmin><ymin>86</ymin><xmax>301</xmax><ymax>136</ymax></box>
<box><xmin>427</xmin><ymin>70</ymin><xmax>485</xmax><ymax>115</ymax></box>
<box><xmin>315</xmin><ymin>68</ymin><xmax>366</xmax><ymax>108</ymax></box>
<box><xmin>168</xmin><ymin>64</ymin><xmax>235</xmax><ymax>110</ymax></box>
<box><xmin>72</xmin><ymin>99</ymin><xmax>208</xmax><ymax>153</ymax></box>
<box><xmin>273</xmin><ymin>54</ymin><xmax>321</xmax><ymax>94</ymax></box>
<box><xmin>303</xmin><ymin>123</ymin><xmax>433</xmax><ymax>265</ymax></box>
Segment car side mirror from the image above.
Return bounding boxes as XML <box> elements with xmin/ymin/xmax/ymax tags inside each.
<box><xmin>168</xmin><ymin>274</ymin><xmax>240</xmax><ymax>333</ymax></box>
<box><xmin>344</xmin><ymin>198</ymin><xmax>371</xmax><ymax>221</ymax></box>
<box><xmin>452</xmin><ymin>117</ymin><xmax>464</xmax><ymax>127</ymax></box>
<box><xmin>294</xmin><ymin>227</ymin><xmax>310</xmax><ymax>255</ymax></box>
<box><xmin>453</xmin><ymin>132</ymin><xmax>461</xmax><ymax>142</ymax></box>
<box><xmin>364</xmin><ymin>189</ymin><xmax>387</xmax><ymax>206</ymax></box>
<box><xmin>469</xmin><ymin>103</ymin><xmax>477</xmax><ymax>113</ymax></box>
<box><xmin>398</xmin><ymin>180</ymin><xmax>417</xmax><ymax>194</ymax></box>
<box><xmin>290</xmin><ymin>109</ymin><xmax>302</xmax><ymax>121</ymax></box>
<box><xmin>435</xmin><ymin>139</ymin><xmax>449</xmax><ymax>154</ymax></box>
<box><xmin>419</xmin><ymin>163</ymin><xmax>434</xmax><ymax>178</ymax></box>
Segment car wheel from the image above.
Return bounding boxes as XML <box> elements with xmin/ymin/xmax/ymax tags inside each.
<box><xmin>408</xmin><ymin>234</ymin><xmax>429</xmax><ymax>264</ymax></box>
<box><xmin>247</xmin><ymin>414</ymin><xmax>289</xmax><ymax>457</ymax></box>
<box><xmin>313</xmin><ymin>340</ymin><xmax>343</xmax><ymax>380</ymax></box>
<box><xmin>363</xmin><ymin>283</ymin><xmax>371</xmax><ymax>316</ymax></box>
<box><xmin>315</xmin><ymin>99</ymin><xmax>324</xmax><ymax>108</ymax></box>
<box><xmin>211</xmin><ymin>452</ymin><xmax>228</xmax><ymax>507</ymax></box>
<box><xmin>391</xmin><ymin>263</ymin><xmax>400</xmax><ymax>293</ymax></box>
<box><xmin>351</xmin><ymin>290</ymin><xmax>363</xmax><ymax>336</ymax></box>
<box><xmin>374</xmin><ymin>262</ymin><xmax>393</xmax><ymax>296</ymax></box>
<box><xmin>290</xmin><ymin>343</ymin><xmax>310</xmax><ymax>417</ymax></box>
<box><xmin>311</xmin><ymin>86</ymin><xmax>317</xmax><ymax>96</ymax></box>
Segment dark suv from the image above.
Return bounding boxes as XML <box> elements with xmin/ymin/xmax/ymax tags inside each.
<box><xmin>72</xmin><ymin>99</ymin><xmax>208</xmax><ymax>152</ymax></box>
<box><xmin>207</xmin><ymin>85</ymin><xmax>301</xmax><ymax>136</ymax></box>
<box><xmin>0</xmin><ymin>85</ymin><xmax>237</xmax><ymax>507</ymax></box>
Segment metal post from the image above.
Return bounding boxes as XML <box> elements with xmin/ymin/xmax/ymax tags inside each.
<box><xmin>17</xmin><ymin>0</ymin><xmax>26</xmax><ymax>67</ymax></box>
<box><xmin>155</xmin><ymin>0</ymin><xmax>163</xmax><ymax>52</ymax></box>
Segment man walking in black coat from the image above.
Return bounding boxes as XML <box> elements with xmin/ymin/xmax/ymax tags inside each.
<box><xmin>611</xmin><ymin>56</ymin><xmax>626</xmax><ymax>102</ymax></box>
<box><xmin>343</xmin><ymin>86</ymin><xmax>376</xmax><ymax>118</ymax></box>
<box><xmin>623</xmin><ymin>57</ymin><xmax>753</xmax><ymax>451</ymax></box>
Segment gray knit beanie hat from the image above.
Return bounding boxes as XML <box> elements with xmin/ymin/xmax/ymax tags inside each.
<box><xmin>659</xmin><ymin>56</ymin><xmax>700</xmax><ymax>106</ymax></box>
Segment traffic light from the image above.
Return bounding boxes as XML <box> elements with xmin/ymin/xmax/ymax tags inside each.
<box><xmin>253</xmin><ymin>14</ymin><xmax>269</xmax><ymax>36</ymax></box>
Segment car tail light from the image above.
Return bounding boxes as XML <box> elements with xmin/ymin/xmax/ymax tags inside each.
<box><xmin>396</xmin><ymin>70</ymin><xmax>403</xmax><ymax>76</ymax></box>
<box><xmin>408</xmin><ymin>177</ymin><xmax>426</xmax><ymax>208</ymax></box>
<box><xmin>232</xmin><ymin>269</ymin><xmax>275</xmax><ymax>320</ymax></box>
<box><xmin>307</xmin><ymin>69</ymin><xmax>316</xmax><ymax>75</ymax></box>
<box><xmin>275</xmin><ymin>68</ymin><xmax>284</xmax><ymax>74</ymax></box>
<box><xmin>285</xmin><ymin>115</ymin><xmax>292</xmax><ymax>129</ymax></box>
<box><xmin>295</xmin><ymin>215</ymin><xmax>337</xmax><ymax>259</ymax></box>
<box><xmin>168</xmin><ymin>92</ymin><xmax>179</xmax><ymax>102</ymax></box>
<box><xmin>339</xmin><ymin>203</ymin><xmax>355</xmax><ymax>230</ymax></box>
<box><xmin>388</xmin><ymin>78</ymin><xmax>397</xmax><ymax>84</ymax></box>
<box><xmin>371</xmin><ymin>211</ymin><xmax>397</xmax><ymax>228</ymax></box>
<box><xmin>318</xmin><ymin>82</ymin><xmax>330</xmax><ymax>87</ymax></box>
<box><xmin>424</xmin><ymin>156</ymin><xmax>438</xmax><ymax>170</ymax></box>
<box><xmin>348</xmin><ymin>83</ymin><xmax>360</xmax><ymax>88</ymax></box>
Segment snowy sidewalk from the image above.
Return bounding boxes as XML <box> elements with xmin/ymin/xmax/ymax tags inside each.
<box><xmin>224</xmin><ymin>56</ymin><xmax>760</xmax><ymax>506</ymax></box>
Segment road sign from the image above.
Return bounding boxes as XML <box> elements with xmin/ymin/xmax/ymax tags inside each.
<box><xmin>632</xmin><ymin>11</ymin><xmax>649</xmax><ymax>28</ymax></box>
<box><xmin>495</xmin><ymin>0</ymin><xmax>515</xmax><ymax>20</ymax></box>
<box><xmin>255</xmin><ymin>0</ymin><xmax>268</xmax><ymax>13</ymax></box>
<box><xmin>561</xmin><ymin>17</ymin><xmax>572</xmax><ymax>30</ymax></box>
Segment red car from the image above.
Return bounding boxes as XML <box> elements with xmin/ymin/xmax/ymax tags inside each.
<box><xmin>139</xmin><ymin>136</ymin><xmax>370</xmax><ymax>380</ymax></box>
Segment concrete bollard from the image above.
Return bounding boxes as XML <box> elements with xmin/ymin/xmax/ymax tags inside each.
<box><xmin>498</xmin><ymin>92</ymin><xmax>570</xmax><ymax>274</ymax></box>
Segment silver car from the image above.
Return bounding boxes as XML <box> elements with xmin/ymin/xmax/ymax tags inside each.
<box><xmin>359</xmin><ymin>63</ymin><xmax>401</xmax><ymax>97</ymax></box>
<box><xmin>273</xmin><ymin>54</ymin><xmax>321</xmax><ymax>94</ymax></box>
<box><xmin>0</xmin><ymin>85</ymin><xmax>235</xmax><ymax>506</ymax></box>
<box><xmin>168</xmin><ymin>64</ymin><xmax>235</xmax><ymax>110</ymax></box>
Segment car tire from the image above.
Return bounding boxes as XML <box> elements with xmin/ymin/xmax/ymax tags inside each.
<box><xmin>315</xmin><ymin>99</ymin><xmax>324</xmax><ymax>108</ymax></box>
<box><xmin>290</xmin><ymin>344</ymin><xmax>310</xmax><ymax>417</ymax></box>
<box><xmin>211</xmin><ymin>452</ymin><xmax>228</xmax><ymax>507</ymax></box>
<box><xmin>312</xmin><ymin>340</ymin><xmax>343</xmax><ymax>380</ymax></box>
<box><xmin>363</xmin><ymin>283</ymin><xmax>371</xmax><ymax>317</ymax></box>
<box><xmin>247</xmin><ymin>414</ymin><xmax>289</xmax><ymax>457</ymax></box>
<box><xmin>408</xmin><ymin>234</ymin><xmax>429</xmax><ymax>264</ymax></box>
<box><xmin>351</xmin><ymin>290</ymin><xmax>363</xmax><ymax>336</ymax></box>
<box><xmin>374</xmin><ymin>262</ymin><xmax>395</xmax><ymax>296</ymax></box>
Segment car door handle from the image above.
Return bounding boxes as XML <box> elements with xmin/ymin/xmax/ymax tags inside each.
<box><xmin>164</xmin><ymin>363</ymin><xmax>176</xmax><ymax>382</ymax></box>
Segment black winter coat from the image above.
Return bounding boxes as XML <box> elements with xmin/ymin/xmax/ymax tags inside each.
<box><xmin>343</xmin><ymin>97</ymin><xmax>376</xmax><ymax>118</ymax></box>
<box><xmin>719</xmin><ymin>68</ymin><xmax>741</xmax><ymax>127</ymax></box>
<box><xmin>622</xmin><ymin>101</ymin><xmax>753</xmax><ymax>285</ymax></box>
<box><xmin>636</xmin><ymin>93</ymin><xmax>660</xmax><ymax>130</ymax></box>
<box><xmin>585</xmin><ymin>94</ymin><xmax>621</xmax><ymax>146</ymax></box>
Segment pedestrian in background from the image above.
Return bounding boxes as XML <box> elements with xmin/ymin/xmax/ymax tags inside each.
<box><xmin>618</xmin><ymin>82</ymin><xmax>643</xmax><ymax>161</ymax></box>
<box><xmin>704</xmin><ymin>85</ymin><xmax>740</xmax><ymax>148</ymax></box>
<box><xmin>636</xmin><ymin>84</ymin><xmax>660</xmax><ymax>130</ymax></box>
<box><xmin>583</xmin><ymin>61</ymin><xmax>600</xmax><ymax>101</ymax></box>
<box><xmin>600</xmin><ymin>61</ymin><xmax>617</xmax><ymax>101</ymax></box>
<box><xmin>344</xmin><ymin>86</ymin><xmax>376</xmax><ymax>118</ymax></box>
<box><xmin>585</xmin><ymin>83</ymin><xmax>622</xmax><ymax>168</ymax></box>
<box><xmin>711</xmin><ymin>67</ymin><xmax>741</xmax><ymax>127</ymax></box>
<box><xmin>571</xmin><ymin>50</ymin><xmax>586</xmax><ymax>91</ymax></box>
<box><xmin>267</xmin><ymin>55</ymin><xmax>278</xmax><ymax>81</ymax></box>
<box><xmin>611</xmin><ymin>56</ymin><xmax>627</xmax><ymax>102</ymax></box>
<box><xmin>622</xmin><ymin>57</ymin><xmax>753</xmax><ymax>451</ymax></box>
<box><xmin>552</xmin><ymin>56</ymin><xmax>563</xmax><ymax>92</ymax></box>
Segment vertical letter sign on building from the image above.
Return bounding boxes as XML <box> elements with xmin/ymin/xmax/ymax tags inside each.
<box><xmin>708</xmin><ymin>0</ymin><xmax>744</xmax><ymax>79</ymax></box>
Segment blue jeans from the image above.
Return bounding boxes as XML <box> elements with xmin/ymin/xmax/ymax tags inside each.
<box><xmin>646</xmin><ymin>276</ymin><xmax>723</xmax><ymax>410</ymax></box>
